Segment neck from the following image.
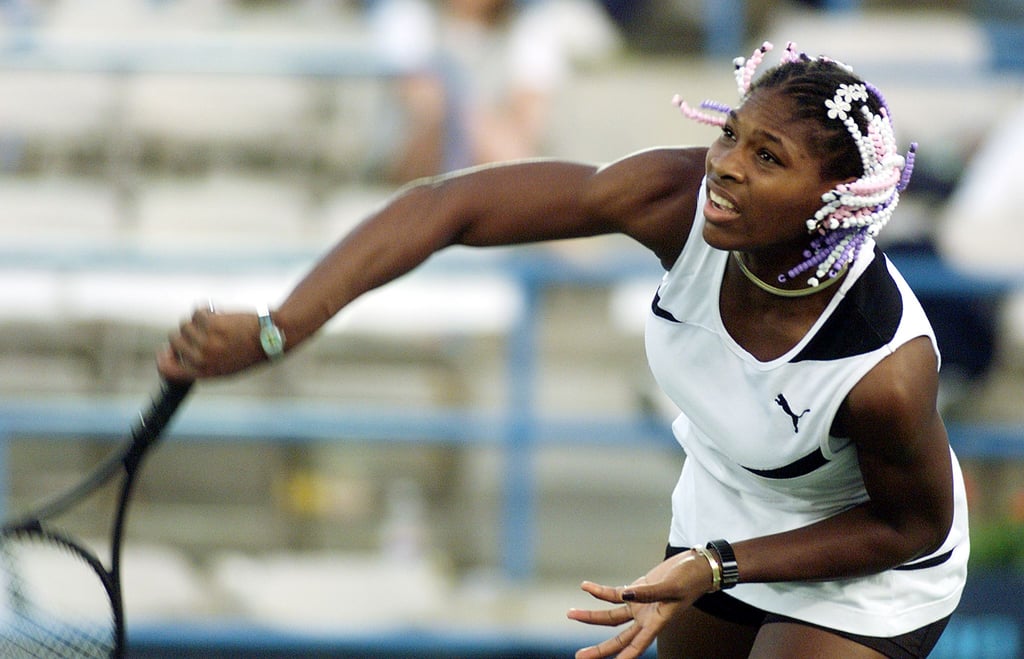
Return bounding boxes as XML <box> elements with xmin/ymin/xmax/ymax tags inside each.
<box><xmin>732</xmin><ymin>252</ymin><xmax>847</xmax><ymax>298</ymax></box>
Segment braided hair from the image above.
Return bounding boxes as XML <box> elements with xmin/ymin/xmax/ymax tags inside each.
<box><xmin>673</xmin><ymin>42</ymin><xmax>916</xmax><ymax>287</ymax></box>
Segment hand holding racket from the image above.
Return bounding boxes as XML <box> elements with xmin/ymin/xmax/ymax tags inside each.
<box><xmin>158</xmin><ymin>305</ymin><xmax>272</xmax><ymax>381</ymax></box>
<box><xmin>0</xmin><ymin>379</ymin><xmax>193</xmax><ymax>658</ymax></box>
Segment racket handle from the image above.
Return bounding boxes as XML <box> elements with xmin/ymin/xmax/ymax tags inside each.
<box><xmin>125</xmin><ymin>379</ymin><xmax>193</xmax><ymax>468</ymax></box>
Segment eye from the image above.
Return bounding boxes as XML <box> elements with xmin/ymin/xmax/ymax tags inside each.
<box><xmin>719</xmin><ymin>125</ymin><xmax>737</xmax><ymax>142</ymax></box>
<box><xmin>757</xmin><ymin>149</ymin><xmax>780</xmax><ymax>165</ymax></box>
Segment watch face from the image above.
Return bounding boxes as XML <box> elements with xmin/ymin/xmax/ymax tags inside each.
<box><xmin>261</xmin><ymin>326</ymin><xmax>284</xmax><ymax>357</ymax></box>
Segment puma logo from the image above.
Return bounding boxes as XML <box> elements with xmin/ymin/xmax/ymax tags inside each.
<box><xmin>775</xmin><ymin>394</ymin><xmax>810</xmax><ymax>433</ymax></box>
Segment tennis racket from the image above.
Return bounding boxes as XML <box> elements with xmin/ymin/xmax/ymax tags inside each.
<box><xmin>0</xmin><ymin>379</ymin><xmax>193</xmax><ymax>658</ymax></box>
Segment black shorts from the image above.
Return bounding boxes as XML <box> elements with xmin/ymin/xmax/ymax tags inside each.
<box><xmin>665</xmin><ymin>545</ymin><xmax>951</xmax><ymax>659</ymax></box>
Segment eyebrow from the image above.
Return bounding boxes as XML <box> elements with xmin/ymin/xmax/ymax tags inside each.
<box><xmin>727</xmin><ymin>109</ymin><xmax>788</xmax><ymax>151</ymax></box>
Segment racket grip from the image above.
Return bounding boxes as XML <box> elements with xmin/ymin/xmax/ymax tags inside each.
<box><xmin>126</xmin><ymin>379</ymin><xmax>193</xmax><ymax>462</ymax></box>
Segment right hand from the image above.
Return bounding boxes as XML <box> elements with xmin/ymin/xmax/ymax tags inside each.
<box><xmin>157</xmin><ymin>307</ymin><xmax>265</xmax><ymax>381</ymax></box>
<box><xmin>567</xmin><ymin>549</ymin><xmax>714</xmax><ymax>658</ymax></box>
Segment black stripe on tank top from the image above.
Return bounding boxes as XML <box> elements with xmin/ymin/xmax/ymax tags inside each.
<box><xmin>894</xmin><ymin>548</ymin><xmax>955</xmax><ymax>571</ymax></box>
<box><xmin>742</xmin><ymin>447</ymin><xmax>829</xmax><ymax>479</ymax></box>
<box><xmin>651</xmin><ymin>292</ymin><xmax>681</xmax><ymax>322</ymax></box>
<box><xmin>791</xmin><ymin>247</ymin><xmax>902</xmax><ymax>362</ymax></box>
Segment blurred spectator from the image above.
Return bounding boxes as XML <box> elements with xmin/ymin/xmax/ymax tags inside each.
<box><xmin>938</xmin><ymin>97</ymin><xmax>1024</xmax><ymax>278</ymax></box>
<box><xmin>595</xmin><ymin>0</ymin><xmax>768</xmax><ymax>56</ymax></box>
<box><xmin>878</xmin><ymin>96</ymin><xmax>1024</xmax><ymax>413</ymax></box>
<box><xmin>930</xmin><ymin>96</ymin><xmax>1024</xmax><ymax>406</ymax></box>
<box><xmin>367</xmin><ymin>0</ymin><xmax>619</xmax><ymax>183</ymax></box>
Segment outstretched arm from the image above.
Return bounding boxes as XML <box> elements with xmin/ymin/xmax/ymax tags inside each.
<box><xmin>157</xmin><ymin>148</ymin><xmax>707</xmax><ymax>381</ymax></box>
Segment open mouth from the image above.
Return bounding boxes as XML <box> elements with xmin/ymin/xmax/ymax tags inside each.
<box><xmin>708</xmin><ymin>189</ymin><xmax>737</xmax><ymax>212</ymax></box>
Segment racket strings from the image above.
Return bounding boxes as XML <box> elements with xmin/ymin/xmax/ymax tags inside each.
<box><xmin>0</xmin><ymin>618</ymin><xmax>114</xmax><ymax>659</ymax></box>
<box><xmin>0</xmin><ymin>533</ymin><xmax>117</xmax><ymax>658</ymax></box>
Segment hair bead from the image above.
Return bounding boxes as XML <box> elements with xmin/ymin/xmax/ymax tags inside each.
<box><xmin>673</xmin><ymin>95</ymin><xmax>729</xmax><ymax>127</ymax></box>
<box><xmin>734</xmin><ymin>42</ymin><xmax>773</xmax><ymax>94</ymax></box>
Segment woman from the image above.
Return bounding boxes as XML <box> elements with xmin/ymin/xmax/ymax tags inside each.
<box><xmin>159</xmin><ymin>42</ymin><xmax>968</xmax><ymax>658</ymax></box>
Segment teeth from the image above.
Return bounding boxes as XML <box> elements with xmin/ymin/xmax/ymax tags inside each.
<box><xmin>709</xmin><ymin>190</ymin><xmax>736</xmax><ymax>211</ymax></box>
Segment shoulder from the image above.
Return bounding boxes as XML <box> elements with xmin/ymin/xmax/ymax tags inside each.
<box><xmin>852</xmin><ymin>336</ymin><xmax>938</xmax><ymax>419</ymax></box>
<box><xmin>590</xmin><ymin>146</ymin><xmax>707</xmax><ymax>197</ymax></box>
<box><xmin>584</xmin><ymin>146</ymin><xmax>708</xmax><ymax>268</ymax></box>
<box><xmin>840</xmin><ymin>335</ymin><xmax>941</xmax><ymax>463</ymax></box>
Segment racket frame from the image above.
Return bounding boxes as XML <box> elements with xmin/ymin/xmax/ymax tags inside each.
<box><xmin>1</xmin><ymin>379</ymin><xmax>193</xmax><ymax>657</ymax></box>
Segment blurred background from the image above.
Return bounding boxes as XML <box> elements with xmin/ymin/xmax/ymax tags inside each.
<box><xmin>0</xmin><ymin>0</ymin><xmax>1022</xmax><ymax>656</ymax></box>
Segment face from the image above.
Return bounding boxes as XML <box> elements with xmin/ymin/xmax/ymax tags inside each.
<box><xmin>701</xmin><ymin>88</ymin><xmax>844</xmax><ymax>258</ymax></box>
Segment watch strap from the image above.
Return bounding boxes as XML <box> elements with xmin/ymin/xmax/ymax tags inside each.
<box><xmin>706</xmin><ymin>539</ymin><xmax>739</xmax><ymax>589</ymax></box>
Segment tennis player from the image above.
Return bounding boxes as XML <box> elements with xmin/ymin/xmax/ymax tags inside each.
<box><xmin>159</xmin><ymin>42</ymin><xmax>968</xmax><ymax>658</ymax></box>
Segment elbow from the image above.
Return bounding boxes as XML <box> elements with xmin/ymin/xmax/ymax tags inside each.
<box><xmin>899</xmin><ymin>502</ymin><xmax>954</xmax><ymax>563</ymax></box>
<box><xmin>870</xmin><ymin>494</ymin><xmax>954</xmax><ymax>565</ymax></box>
<box><xmin>393</xmin><ymin>177</ymin><xmax>470</xmax><ymax>247</ymax></box>
<box><xmin>920</xmin><ymin>482</ymin><xmax>956</xmax><ymax>558</ymax></box>
<box><xmin>920</xmin><ymin>509</ymin><xmax>954</xmax><ymax>558</ymax></box>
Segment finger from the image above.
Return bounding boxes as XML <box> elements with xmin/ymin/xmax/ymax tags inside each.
<box><xmin>622</xmin><ymin>582</ymin><xmax>682</xmax><ymax>604</ymax></box>
<box><xmin>156</xmin><ymin>344</ymin><xmax>194</xmax><ymax>382</ymax></box>
<box><xmin>627</xmin><ymin>623</ymin><xmax>661</xmax><ymax>659</ymax></box>
<box><xmin>575</xmin><ymin>622</ymin><xmax>642</xmax><ymax>659</ymax></box>
<box><xmin>167</xmin><ymin>328</ymin><xmax>201</xmax><ymax>366</ymax></box>
<box><xmin>567</xmin><ymin>605</ymin><xmax>633</xmax><ymax>627</ymax></box>
<box><xmin>191</xmin><ymin>306</ymin><xmax>216</xmax><ymax>331</ymax></box>
<box><xmin>177</xmin><ymin>317</ymin><xmax>206</xmax><ymax>351</ymax></box>
<box><xmin>580</xmin><ymin>580</ymin><xmax>626</xmax><ymax>604</ymax></box>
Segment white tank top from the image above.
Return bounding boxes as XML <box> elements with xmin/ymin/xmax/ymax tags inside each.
<box><xmin>645</xmin><ymin>185</ymin><xmax>969</xmax><ymax>636</ymax></box>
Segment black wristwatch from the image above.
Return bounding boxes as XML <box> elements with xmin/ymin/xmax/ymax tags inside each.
<box><xmin>706</xmin><ymin>539</ymin><xmax>739</xmax><ymax>589</ymax></box>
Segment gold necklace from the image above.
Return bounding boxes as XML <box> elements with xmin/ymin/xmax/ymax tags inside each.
<box><xmin>731</xmin><ymin>252</ymin><xmax>848</xmax><ymax>298</ymax></box>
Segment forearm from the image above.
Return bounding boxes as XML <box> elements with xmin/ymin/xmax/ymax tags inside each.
<box><xmin>732</xmin><ymin>500</ymin><xmax>946</xmax><ymax>586</ymax></box>
<box><xmin>272</xmin><ymin>184</ymin><xmax>461</xmax><ymax>347</ymax></box>
<box><xmin>274</xmin><ymin>161</ymin><xmax>603</xmax><ymax>348</ymax></box>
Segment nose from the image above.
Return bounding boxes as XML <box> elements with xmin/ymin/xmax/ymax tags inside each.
<box><xmin>707</xmin><ymin>144</ymin><xmax>744</xmax><ymax>183</ymax></box>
